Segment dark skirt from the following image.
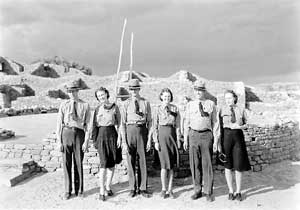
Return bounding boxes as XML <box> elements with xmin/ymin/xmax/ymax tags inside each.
<box><xmin>222</xmin><ymin>128</ymin><xmax>251</xmax><ymax>172</ymax></box>
<box><xmin>94</xmin><ymin>126</ymin><xmax>122</xmax><ymax>168</ymax></box>
<box><xmin>158</xmin><ymin>125</ymin><xmax>179</xmax><ymax>170</ymax></box>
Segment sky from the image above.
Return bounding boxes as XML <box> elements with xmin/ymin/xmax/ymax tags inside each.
<box><xmin>0</xmin><ymin>0</ymin><xmax>299</xmax><ymax>84</ymax></box>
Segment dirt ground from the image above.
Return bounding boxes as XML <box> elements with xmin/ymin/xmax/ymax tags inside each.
<box><xmin>0</xmin><ymin>160</ymin><xmax>299</xmax><ymax>210</ymax></box>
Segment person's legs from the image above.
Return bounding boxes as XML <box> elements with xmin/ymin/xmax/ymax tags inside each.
<box><xmin>106</xmin><ymin>167</ymin><xmax>115</xmax><ymax>192</ymax></box>
<box><xmin>126</xmin><ymin>126</ymin><xmax>137</xmax><ymax>193</ymax></box>
<box><xmin>235</xmin><ymin>170</ymin><xmax>243</xmax><ymax>201</ymax></box>
<box><xmin>61</xmin><ymin>128</ymin><xmax>74</xmax><ymax>198</ymax></box>
<box><xmin>225</xmin><ymin>169</ymin><xmax>234</xmax><ymax>193</ymax></box>
<box><xmin>99</xmin><ymin>168</ymin><xmax>106</xmax><ymax>195</ymax></box>
<box><xmin>137</xmin><ymin>126</ymin><xmax>148</xmax><ymax>192</ymax></box>
<box><xmin>73</xmin><ymin>129</ymin><xmax>85</xmax><ymax>195</ymax></box>
<box><xmin>235</xmin><ymin>171</ymin><xmax>242</xmax><ymax>193</ymax></box>
<box><xmin>167</xmin><ymin>169</ymin><xmax>174</xmax><ymax>195</ymax></box>
<box><xmin>199</xmin><ymin>132</ymin><xmax>213</xmax><ymax>196</ymax></box>
<box><xmin>161</xmin><ymin>169</ymin><xmax>167</xmax><ymax>192</ymax></box>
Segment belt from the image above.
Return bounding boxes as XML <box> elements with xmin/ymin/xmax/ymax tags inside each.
<box><xmin>63</xmin><ymin>125</ymin><xmax>82</xmax><ymax>131</ymax></box>
<box><xmin>127</xmin><ymin>123</ymin><xmax>146</xmax><ymax>127</ymax></box>
<box><xmin>224</xmin><ymin>127</ymin><xmax>242</xmax><ymax>131</ymax></box>
<box><xmin>159</xmin><ymin>124</ymin><xmax>175</xmax><ymax>127</ymax></box>
<box><xmin>191</xmin><ymin>128</ymin><xmax>211</xmax><ymax>133</ymax></box>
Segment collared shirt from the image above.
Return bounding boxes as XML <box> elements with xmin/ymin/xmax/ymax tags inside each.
<box><xmin>121</xmin><ymin>97</ymin><xmax>151</xmax><ymax>125</ymax></box>
<box><xmin>56</xmin><ymin>99</ymin><xmax>91</xmax><ymax>142</ymax></box>
<box><xmin>219</xmin><ymin>105</ymin><xmax>247</xmax><ymax>128</ymax></box>
<box><xmin>184</xmin><ymin>99</ymin><xmax>220</xmax><ymax>141</ymax></box>
<box><xmin>89</xmin><ymin>102</ymin><xmax>121</xmax><ymax>141</ymax></box>
<box><xmin>152</xmin><ymin>103</ymin><xmax>180</xmax><ymax>142</ymax></box>
<box><xmin>93</xmin><ymin>103</ymin><xmax>121</xmax><ymax>127</ymax></box>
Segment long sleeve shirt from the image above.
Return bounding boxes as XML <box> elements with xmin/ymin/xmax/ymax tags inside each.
<box><xmin>152</xmin><ymin>103</ymin><xmax>181</xmax><ymax>143</ymax></box>
<box><xmin>184</xmin><ymin>99</ymin><xmax>220</xmax><ymax>142</ymax></box>
<box><xmin>56</xmin><ymin>99</ymin><xmax>91</xmax><ymax>143</ymax></box>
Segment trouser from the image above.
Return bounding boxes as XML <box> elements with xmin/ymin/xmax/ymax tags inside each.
<box><xmin>189</xmin><ymin>129</ymin><xmax>214</xmax><ymax>195</ymax></box>
<box><xmin>126</xmin><ymin>124</ymin><xmax>148</xmax><ymax>191</ymax></box>
<box><xmin>61</xmin><ymin>127</ymin><xmax>85</xmax><ymax>194</ymax></box>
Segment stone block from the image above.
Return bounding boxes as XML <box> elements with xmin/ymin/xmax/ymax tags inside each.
<box><xmin>43</xmin><ymin>145</ymin><xmax>54</xmax><ymax>150</ymax></box>
<box><xmin>45</xmin><ymin>161</ymin><xmax>60</xmax><ymax>169</ymax></box>
<box><xmin>31</xmin><ymin>150</ymin><xmax>42</xmax><ymax>155</ymax></box>
<box><xmin>41</xmin><ymin>156</ymin><xmax>51</xmax><ymax>162</ymax></box>
<box><xmin>23</xmin><ymin>149</ymin><xmax>31</xmax><ymax>154</ymax></box>
<box><xmin>88</xmin><ymin>157</ymin><xmax>100</xmax><ymax>164</ymax></box>
<box><xmin>8</xmin><ymin>152</ymin><xmax>15</xmax><ymax>158</ymax></box>
<box><xmin>50</xmin><ymin>150</ymin><xmax>61</xmax><ymax>157</ymax></box>
<box><xmin>5</xmin><ymin>144</ymin><xmax>14</xmax><ymax>149</ymax></box>
<box><xmin>14</xmin><ymin>144</ymin><xmax>26</xmax><ymax>150</ymax></box>
<box><xmin>50</xmin><ymin>157</ymin><xmax>59</xmax><ymax>162</ymax></box>
<box><xmin>253</xmin><ymin>165</ymin><xmax>262</xmax><ymax>172</ymax></box>
<box><xmin>23</xmin><ymin>154</ymin><xmax>32</xmax><ymax>160</ymax></box>
<box><xmin>0</xmin><ymin>151</ymin><xmax>8</xmax><ymax>158</ymax></box>
<box><xmin>14</xmin><ymin>152</ymin><xmax>23</xmax><ymax>158</ymax></box>
<box><xmin>32</xmin><ymin>155</ymin><xmax>41</xmax><ymax>161</ymax></box>
<box><xmin>40</xmin><ymin>150</ymin><xmax>50</xmax><ymax>156</ymax></box>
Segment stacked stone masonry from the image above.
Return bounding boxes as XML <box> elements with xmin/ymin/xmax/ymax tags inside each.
<box><xmin>0</xmin><ymin>122</ymin><xmax>299</xmax><ymax>178</ymax></box>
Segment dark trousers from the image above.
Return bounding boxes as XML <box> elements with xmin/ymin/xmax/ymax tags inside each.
<box><xmin>189</xmin><ymin>129</ymin><xmax>214</xmax><ymax>195</ymax></box>
<box><xmin>61</xmin><ymin>127</ymin><xmax>85</xmax><ymax>194</ymax></box>
<box><xmin>126</xmin><ymin>125</ymin><xmax>148</xmax><ymax>191</ymax></box>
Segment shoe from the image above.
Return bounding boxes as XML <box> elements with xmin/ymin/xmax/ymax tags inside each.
<box><xmin>136</xmin><ymin>189</ymin><xmax>141</xmax><ymax>195</ymax></box>
<box><xmin>160</xmin><ymin>190</ymin><xmax>168</xmax><ymax>199</ymax></box>
<box><xmin>106</xmin><ymin>190</ymin><xmax>114</xmax><ymax>196</ymax></box>
<box><xmin>129</xmin><ymin>190</ymin><xmax>136</xmax><ymax>198</ymax></box>
<box><xmin>62</xmin><ymin>192</ymin><xmax>71</xmax><ymax>200</ymax></box>
<box><xmin>77</xmin><ymin>193</ymin><xmax>84</xmax><ymax>198</ymax></box>
<box><xmin>235</xmin><ymin>193</ymin><xmax>242</xmax><ymax>201</ymax></box>
<box><xmin>140</xmin><ymin>190</ymin><xmax>151</xmax><ymax>198</ymax></box>
<box><xmin>206</xmin><ymin>194</ymin><xmax>214</xmax><ymax>202</ymax></box>
<box><xmin>228</xmin><ymin>193</ymin><xmax>235</xmax><ymax>200</ymax></box>
<box><xmin>191</xmin><ymin>192</ymin><xmax>202</xmax><ymax>200</ymax></box>
<box><xmin>99</xmin><ymin>194</ymin><xmax>106</xmax><ymax>201</ymax></box>
<box><xmin>167</xmin><ymin>190</ymin><xmax>175</xmax><ymax>199</ymax></box>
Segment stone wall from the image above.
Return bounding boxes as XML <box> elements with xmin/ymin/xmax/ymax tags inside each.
<box><xmin>0</xmin><ymin>122</ymin><xmax>299</xmax><ymax>181</ymax></box>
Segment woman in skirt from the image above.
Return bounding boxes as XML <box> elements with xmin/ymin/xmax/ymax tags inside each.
<box><xmin>91</xmin><ymin>87</ymin><xmax>122</xmax><ymax>201</ymax></box>
<box><xmin>152</xmin><ymin>88</ymin><xmax>181</xmax><ymax>198</ymax></box>
<box><xmin>219</xmin><ymin>90</ymin><xmax>251</xmax><ymax>201</ymax></box>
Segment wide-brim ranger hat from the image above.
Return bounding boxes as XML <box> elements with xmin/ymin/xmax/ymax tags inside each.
<box><xmin>65</xmin><ymin>80</ymin><xmax>82</xmax><ymax>92</ymax></box>
<box><xmin>128</xmin><ymin>78</ymin><xmax>141</xmax><ymax>90</ymax></box>
<box><xmin>193</xmin><ymin>80</ymin><xmax>206</xmax><ymax>91</ymax></box>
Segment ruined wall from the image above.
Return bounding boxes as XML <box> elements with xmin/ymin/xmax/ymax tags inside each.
<box><xmin>0</xmin><ymin>122</ymin><xmax>299</xmax><ymax>180</ymax></box>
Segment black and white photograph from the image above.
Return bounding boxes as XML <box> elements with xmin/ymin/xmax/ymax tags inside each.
<box><xmin>0</xmin><ymin>0</ymin><xmax>299</xmax><ymax>209</ymax></box>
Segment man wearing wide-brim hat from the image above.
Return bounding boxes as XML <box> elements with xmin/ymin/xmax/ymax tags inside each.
<box><xmin>56</xmin><ymin>79</ymin><xmax>91</xmax><ymax>200</ymax></box>
<box><xmin>119</xmin><ymin>78</ymin><xmax>152</xmax><ymax>198</ymax></box>
<box><xmin>183</xmin><ymin>80</ymin><xmax>220</xmax><ymax>202</ymax></box>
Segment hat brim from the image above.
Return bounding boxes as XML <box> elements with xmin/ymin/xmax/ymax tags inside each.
<box><xmin>194</xmin><ymin>87</ymin><xmax>206</xmax><ymax>91</ymax></box>
<box><xmin>129</xmin><ymin>86</ymin><xmax>141</xmax><ymax>90</ymax></box>
<box><xmin>66</xmin><ymin>87</ymin><xmax>81</xmax><ymax>92</ymax></box>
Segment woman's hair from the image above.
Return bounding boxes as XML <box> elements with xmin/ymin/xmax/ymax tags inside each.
<box><xmin>95</xmin><ymin>87</ymin><xmax>110</xmax><ymax>101</ymax></box>
<box><xmin>159</xmin><ymin>88</ymin><xmax>173</xmax><ymax>102</ymax></box>
<box><xmin>224</xmin><ymin>90</ymin><xmax>238</xmax><ymax>104</ymax></box>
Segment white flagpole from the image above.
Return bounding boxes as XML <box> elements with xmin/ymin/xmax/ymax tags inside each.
<box><xmin>129</xmin><ymin>32</ymin><xmax>134</xmax><ymax>80</ymax></box>
<box><xmin>115</xmin><ymin>18</ymin><xmax>127</xmax><ymax>99</ymax></box>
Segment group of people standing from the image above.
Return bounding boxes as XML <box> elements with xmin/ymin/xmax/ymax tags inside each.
<box><xmin>56</xmin><ymin>78</ymin><xmax>251</xmax><ymax>202</ymax></box>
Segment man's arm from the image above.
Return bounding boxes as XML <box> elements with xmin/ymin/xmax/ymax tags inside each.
<box><xmin>211</xmin><ymin>103</ymin><xmax>221</xmax><ymax>152</ymax></box>
<box><xmin>56</xmin><ymin>103</ymin><xmax>64</xmax><ymax>151</ymax></box>
<box><xmin>183</xmin><ymin>102</ymin><xmax>191</xmax><ymax>150</ymax></box>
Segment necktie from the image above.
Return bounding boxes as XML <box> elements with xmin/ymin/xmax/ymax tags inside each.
<box><xmin>199</xmin><ymin>102</ymin><xmax>209</xmax><ymax>117</ymax></box>
<box><xmin>72</xmin><ymin>100</ymin><xmax>78</xmax><ymax>121</ymax></box>
<box><xmin>230</xmin><ymin>106</ymin><xmax>236</xmax><ymax>123</ymax></box>
<box><xmin>134</xmin><ymin>99</ymin><xmax>143</xmax><ymax>116</ymax></box>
